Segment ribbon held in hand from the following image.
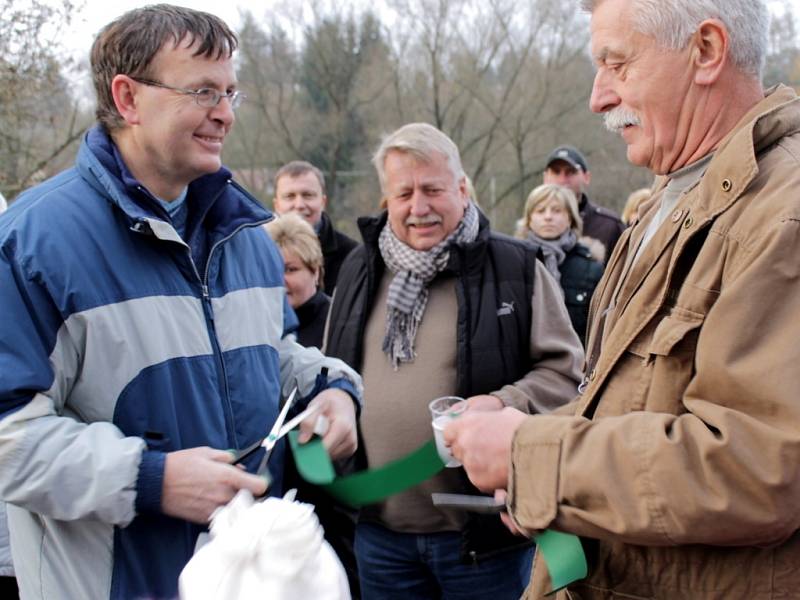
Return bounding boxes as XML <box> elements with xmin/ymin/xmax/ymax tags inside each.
<box><xmin>288</xmin><ymin>433</ymin><xmax>588</xmax><ymax>593</ymax></box>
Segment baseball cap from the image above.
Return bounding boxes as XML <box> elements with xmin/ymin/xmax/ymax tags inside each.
<box><xmin>546</xmin><ymin>146</ymin><xmax>589</xmax><ymax>172</ymax></box>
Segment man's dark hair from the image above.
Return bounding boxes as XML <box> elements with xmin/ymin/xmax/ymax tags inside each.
<box><xmin>273</xmin><ymin>161</ymin><xmax>327</xmax><ymax>194</ymax></box>
<box><xmin>91</xmin><ymin>4</ymin><xmax>238</xmax><ymax>132</ymax></box>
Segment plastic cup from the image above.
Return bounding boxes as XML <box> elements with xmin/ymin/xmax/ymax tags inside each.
<box><xmin>429</xmin><ymin>396</ymin><xmax>466</xmax><ymax>467</ymax></box>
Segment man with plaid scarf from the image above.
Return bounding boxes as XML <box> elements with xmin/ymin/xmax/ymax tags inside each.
<box><xmin>325</xmin><ymin>122</ymin><xmax>583</xmax><ymax>599</ymax></box>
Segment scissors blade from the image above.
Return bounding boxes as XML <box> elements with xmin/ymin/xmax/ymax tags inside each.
<box><xmin>265</xmin><ymin>386</ymin><xmax>298</xmax><ymax>444</ymax></box>
<box><xmin>275</xmin><ymin>403</ymin><xmax>322</xmax><ymax>440</ymax></box>
<box><xmin>256</xmin><ymin>385</ymin><xmax>299</xmax><ymax>474</ymax></box>
<box><xmin>231</xmin><ymin>437</ymin><xmax>263</xmax><ymax>464</ymax></box>
<box><xmin>232</xmin><ymin>385</ymin><xmax>299</xmax><ymax>465</ymax></box>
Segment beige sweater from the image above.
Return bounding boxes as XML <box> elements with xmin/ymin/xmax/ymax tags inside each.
<box><xmin>359</xmin><ymin>261</ymin><xmax>583</xmax><ymax>533</ymax></box>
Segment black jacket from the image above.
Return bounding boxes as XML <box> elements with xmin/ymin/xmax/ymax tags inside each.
<box><xmin>318</xmin><ymin>211</ymin><xmax>358</xmax><ymax>293</ymax></box>
<box><xmin>286</xmin><ymin>287</ymin><xmax>356</xmax><ymax>597</ymax></box>
<box><xmin>579</xmin><ymin>194</ymin><xmax>625</xmax><ymax>262</ymax></box>
<box><xmin>326</xmin><ymin>211</ymin><xmax>537</xmax><ymax>562</ymax></box>
<box><xmin>294</xmin><ymin>290</ymin><xmax>330</xmax><ymax>349</ymax></box>
<box><xmin>560</xmin><ymin>243</ymin><xmax>604</xmax><ymax>346</ymax></box>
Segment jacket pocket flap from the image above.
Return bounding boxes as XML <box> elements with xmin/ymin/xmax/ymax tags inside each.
<box><xmin>648</xmin><ymin>313</ymin><xmax>703</xmax><ymax>356</ymax></box>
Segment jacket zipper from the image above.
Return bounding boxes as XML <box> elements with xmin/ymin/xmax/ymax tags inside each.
<box><xmin>196</xmin><ymin>219</ymin><xmax>272</xmax><ymax>446</ymax></box>
<box><xmin>193</xmin><ymin>256</ymin><xmax>236</xmax><ymax>444</ymax></box>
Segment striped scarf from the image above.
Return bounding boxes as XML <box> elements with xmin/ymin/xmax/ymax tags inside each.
<box><xmin>378</xmin><ymin>201</ymin><xmax>479</xmax><ymax>368</ymax></box>
<box><xmin>526</xmin><ymin>229</ymin><xmax>577</xmax><ymax>284</ymax></box>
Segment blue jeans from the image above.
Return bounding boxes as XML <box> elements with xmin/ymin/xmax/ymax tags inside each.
<box><xmin>354</xmin><ymin>522</ymin><xmax>533</xmax><ymax>600</ymax></box>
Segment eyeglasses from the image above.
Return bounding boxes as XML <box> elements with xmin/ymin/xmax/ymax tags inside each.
<box><xmin>131</xmin><ymin>77</ymin><xmax>246</xmax><ymax>110</ymax></box>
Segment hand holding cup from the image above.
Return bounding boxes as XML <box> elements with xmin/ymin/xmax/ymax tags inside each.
<box><xmin>429</xmin><ymin>396</ymin><xmax>466</xmax><ymax>467</ymax></box>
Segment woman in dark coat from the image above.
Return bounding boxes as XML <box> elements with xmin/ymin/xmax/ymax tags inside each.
<box><xmin>265</xmin><ymin>212</ymin><xmax>360</xmax><ymax>596</ymax></box>
<box><xmin>266</xmin><ymin>212</ymin><xmax>330</xmax><ymax>348</ymax></box>
<box><xmin>516</xmin><ymin>183</ymin><xmax>605</xmax><ymax>346</ymax></box>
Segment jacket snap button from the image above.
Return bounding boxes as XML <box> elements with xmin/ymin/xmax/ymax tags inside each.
<box><xmin>589</xmin><ymin>368</ymin><xmax>596</xmax><ymax>381</ymax></box>
<box><xmin>671</xmin><ymin>209</ymin><xmax>683</xmax><ymax>223</ymax></box>
<box><xmin>683</xmin><ymin>216</ymin><xmax>693</xmax><ymax>229</ymax></box>
<box><xmin>722</xmin><ymin>179</ymin><xmax>733</xmax><ymax>192</ymax></box>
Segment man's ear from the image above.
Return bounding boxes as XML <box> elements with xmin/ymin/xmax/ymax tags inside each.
<box><xmin>582</xmin><ymin>170</ymin><xmax>592</xmax><ymax>187</ymax></box>
<box><xmin>321</xmin><ymin>194</ymin><xmax>329</xmax><ymax>210</ymax></box>
<box><xmin>111</xmin><ymin>74</ymin><xmax>142</xmax><ymax>125</ymax></box>
<box><xmin>458</xmin><ymin>176</ymin><xmax>469</xmax><ymax>207</ymax></box>
<box><xmin>692</xmin><ymin>19</ymin><xmax>729</xmax><ymax>86</ymax></box>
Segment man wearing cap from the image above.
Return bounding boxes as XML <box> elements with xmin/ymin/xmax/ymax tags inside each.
<box><xmin>544</xmin><ymin>145</ymin><xmax>625</xmax><ymax>261</ymax></box>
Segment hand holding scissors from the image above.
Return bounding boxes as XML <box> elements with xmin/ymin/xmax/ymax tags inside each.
<box><xmin>232</xmin><ymin>387</ymin><xmax>327</xmax><ymax>482</ymax></box>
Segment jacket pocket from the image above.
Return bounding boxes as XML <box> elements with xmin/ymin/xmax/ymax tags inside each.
<box><xmin>643</xmin><ymin>311</ymin><xmax>704</xmax><ymax>414</ymax></box>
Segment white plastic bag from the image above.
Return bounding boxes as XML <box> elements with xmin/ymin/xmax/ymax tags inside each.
<box><xmin>179</xmin><ymin>490</ymin><xmax>350</xmax><ymax>600</ymax></box>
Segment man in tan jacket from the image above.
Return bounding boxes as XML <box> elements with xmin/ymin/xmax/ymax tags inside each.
<box><xmin>445</xmin><ymin>0</ymin><xmax>800</xmax><ymax>598</ymax></box>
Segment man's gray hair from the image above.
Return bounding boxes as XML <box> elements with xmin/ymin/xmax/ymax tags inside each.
<box><xmin>372</xmin><ymin>123</ymin><xmax>465</xmax><ymax>192</ymax></box>
<box><xmin>582</xmin><ymin>0</ymin><xmax>769</xmax><ymax>77</ymax></box>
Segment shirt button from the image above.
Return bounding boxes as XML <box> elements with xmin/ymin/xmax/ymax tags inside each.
<box><xmin>671</xmin><ymin>209</ymin><xmax>683</xmax><ymax>223</ymax></box>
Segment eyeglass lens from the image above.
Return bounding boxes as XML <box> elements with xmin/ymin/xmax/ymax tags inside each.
<box><xmin>196</xmin><ymin>89</ymin><xmax>243</xmax><ymax>109</ymax></box>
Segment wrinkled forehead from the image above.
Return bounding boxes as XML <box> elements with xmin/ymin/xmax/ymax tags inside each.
<box><xmin>151</xmin><ymin>32</ymin><xmax>233</xmax><ymax>67</ymax></box>
<box><xmin>148</xmin><ymin>34</ymin><xmax>237</xmax><ymax>85</ymax></box>
<box><xmin>589</xmin><ymin>0</ymin><xmax>641</xmax><ymax>62</ymax></box>
<box><xmin>384</xmin><ymin>150</ymin><xmax>458</xmax><ymax>186</ymax></box>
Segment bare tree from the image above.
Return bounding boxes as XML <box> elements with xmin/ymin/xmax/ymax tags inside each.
<box><xmin>379</xmin><ymin>0</ymin><xmax>614</xmax><ymax>230</ymax></box>
<box><xmin>764</xmin><ymin>0</ymin><xmax>800</xmax><ymax>90</ymax></box>
<box><xmin>0</xmin><ymin>0</ymin><xmax>89</xmax><ymax>200</ymax></box>
<box><xmin>229</xmin><ymin>6</ymin><xmax>397</xmax><ymax>236</ymax></box>
<box><xmin>227</xmin><ymin>0</ymin><xmax>798</xmax><ymax>235</ymax></box>
<box><xmin>226</xmin><ymin>13</ymin><xmax>305</xmax><ymax>199</ymax></box>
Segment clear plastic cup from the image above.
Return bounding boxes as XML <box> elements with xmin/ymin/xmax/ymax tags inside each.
<box><xmin>429</xmin><ymin>396</ymin><xmax>466</xmax><ymax>467</ymax></box>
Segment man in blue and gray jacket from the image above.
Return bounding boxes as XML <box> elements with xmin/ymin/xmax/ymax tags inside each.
<box><xmin>0</xmin><ymin>5</ymin><xmax>362</xmax><ymax>599</ymax></box>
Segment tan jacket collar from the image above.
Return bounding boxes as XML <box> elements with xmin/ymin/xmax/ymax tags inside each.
<box><xmin>581</xmin><ymin>85</ymin><xmax>800</xmax><ymax>413</ymax></box>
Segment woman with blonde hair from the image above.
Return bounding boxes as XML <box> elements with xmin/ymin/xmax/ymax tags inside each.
<box><xmin>265</xmin><ymin>213</ymin><xmax>329</xmax><ymax>349</ymax></box>
<box><xmin>516</xmin><ymin>183</ymin><xmax>604</xmax><ymax>345</ymax></box>
<box><xmin>622</xmin><ymin>187</ymin><xmax>652</xmax><ymax>225</ymax></box>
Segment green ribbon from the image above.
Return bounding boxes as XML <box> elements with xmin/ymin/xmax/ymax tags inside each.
<box><xmin>289</xmin><ymin>433</ymin><xmax>445</xmax><ymax>506</ymax></box>
<box><xmin>288</xmin><ymin>432</ymin><xmax>587</xmax><ymax>593</ymax></box>
<box><xmin>535</xmin><ymin>529</ymin><xmax>588</xmax><ymax>594</ymax></box>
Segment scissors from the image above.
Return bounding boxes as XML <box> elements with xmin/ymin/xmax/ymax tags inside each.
<box><xmin>232</xmin><ymin>386</ymin><xmax>323</xmax><ymax>480</ymax></box>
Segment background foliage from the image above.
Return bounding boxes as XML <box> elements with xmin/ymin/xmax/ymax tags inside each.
<box><xmin>2</xmin><ymin>0</ymin><xmax>799</xmax><ymax>237</ymax></box>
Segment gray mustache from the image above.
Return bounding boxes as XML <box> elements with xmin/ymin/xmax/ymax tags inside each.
<box><xmin>604</xmin><ymin>107</ymin><xmax>641</xmax><ymax>133</ymax></box>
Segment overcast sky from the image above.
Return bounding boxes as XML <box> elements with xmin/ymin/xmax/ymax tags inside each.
<box><xmin>58</xmin><ymin>0</ymin><xmax>797</xmax><ymax>94</ymax></box>
<box><xmin>66</xmin><ymin>1</ymin><xmax>266</xmax><ymax>56</ymax></box>
<box><xmin>63</xmin><ymin>0</ymin><xmax>796</xmax><ymax>54</ymax></box>
<box><xmin>57</xmin><ymin>0</ymin><xmax>299</xmax><ymax>102</ymax></box>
